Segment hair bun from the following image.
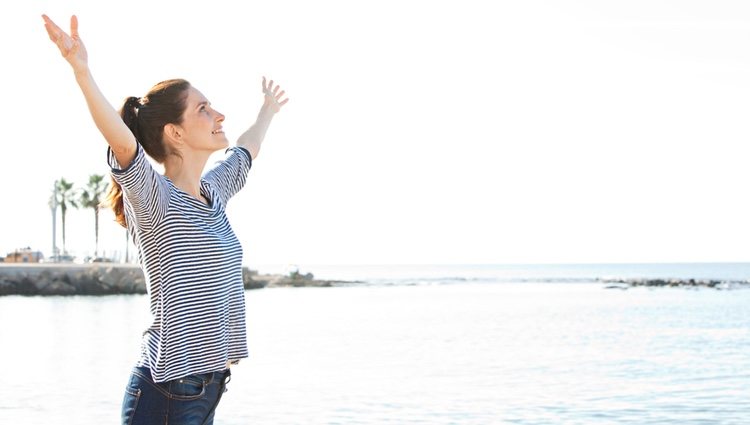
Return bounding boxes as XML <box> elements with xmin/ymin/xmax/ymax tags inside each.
<box><xmin>125</xmin><ymin>96</ymin><xmax>142</xmax><ymax>110</ymax></box>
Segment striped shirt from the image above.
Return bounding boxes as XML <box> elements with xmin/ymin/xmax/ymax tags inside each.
<box><xmin>108</xmin><ymin>144</ymin><xmax>251</xmax><ymax>383</ymax></box>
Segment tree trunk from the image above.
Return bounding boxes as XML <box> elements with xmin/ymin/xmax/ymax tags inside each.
<box><xmin>61</xmin><ymin>205</ymin><xmax>67</xmax><ymax>255</ymax></box>
<box><xmin>94</xmin><ymin>206</ymin><xmax>100</xmax><ymax>257</ymax></box>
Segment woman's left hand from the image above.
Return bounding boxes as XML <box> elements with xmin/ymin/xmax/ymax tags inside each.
<box><xmin>262</xmin><ymin>77</ymin><xmax>289</xmax><ymax>113</ymax></box>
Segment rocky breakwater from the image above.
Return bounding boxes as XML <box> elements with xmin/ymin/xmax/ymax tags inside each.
<box><xmin>0</xmin><ymin>264</ymin><xmax>353</xmax><ymax>296</ymax></box>
<box><xmin>242</xmin><ymin>269</ymin><xmax>353</xmax><ymax>288</ymax></box>
<box><xmin>0</xmin><ymin>264</ymin><xmax>147</xmax><ymax>296</ymax></box>
<box><xmin>601</xmin><ymin>277</ymin><xmax>750</xmax><ymax>289</ymax></box>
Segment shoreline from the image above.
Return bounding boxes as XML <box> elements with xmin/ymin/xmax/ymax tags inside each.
<box><xmin>1</xmin><ymin>263</ymin><xmax>747</xmax><ymax>296</ymax></box>
<box><xmin>0</xmin><ymin>263</ymin><xmax>351</xmax><ymax>296</ymax></box>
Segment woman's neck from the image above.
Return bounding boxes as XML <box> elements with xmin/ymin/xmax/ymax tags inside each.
<box><xmin>163</xmin><ymin>150</ymin><xmax>212</xmax><ymax>204</ymax></box>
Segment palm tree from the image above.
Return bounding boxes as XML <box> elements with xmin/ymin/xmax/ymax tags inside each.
<box><xmin>55</xmin><ymin>178</ymin><xmax>78</xmax><ymax>255</ymax></box>
<box><xmin>79</xmin><ymin>174</ymin><xmax>109</xmax><ymax>257</ymax></box>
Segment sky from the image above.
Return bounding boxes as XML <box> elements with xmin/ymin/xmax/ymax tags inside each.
<box><xmin>2</xmin><ymin>0</ymin><xmax>750</xmax><ymax>267</ymax></box>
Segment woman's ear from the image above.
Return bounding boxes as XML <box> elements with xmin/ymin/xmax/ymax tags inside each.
<box><xmin>163</xmin><ymin>123</ymin><xmax>183</xmax><ymax>147</ymax></box>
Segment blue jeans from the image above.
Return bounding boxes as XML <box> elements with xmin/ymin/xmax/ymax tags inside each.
<box><xmin>121</xmin><ymin>366</ymin><xmax>231</xmax><ymax>425</ymax></box>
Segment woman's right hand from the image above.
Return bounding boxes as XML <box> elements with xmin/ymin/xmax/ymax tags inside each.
<box><xmin>42</xmin><ymin>15</ymin><xmax>88</xmax><ymax>74</ymax></box>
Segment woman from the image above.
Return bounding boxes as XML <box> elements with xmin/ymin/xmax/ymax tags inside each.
<box><xmin>42</xmin><ymin>14</ymin><xmax>288</xmax><ymax>424</ymax></box>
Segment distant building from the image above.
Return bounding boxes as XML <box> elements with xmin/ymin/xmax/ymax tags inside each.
<box><xmin>5</xmin><ymin>247</ymin><xmax>44</xmax><ymax>263</ymax></box>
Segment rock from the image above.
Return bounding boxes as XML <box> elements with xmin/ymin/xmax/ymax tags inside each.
<box><xmin>33</xmin><ymin>278</ymin><xmax>52</xmax><ymax>293</ymax></box>
<box><xmin>97</xmin><ymin>266</ymin><xmax>146</xmax><ymax>294</ymax></box>
<box><xmin>0</xmin><ymin>280</ymin><xmax>16</xmax><ymax>295</ymax></box>
<box><xmin>242</xmin><ymin>267</ymin><xmax>267</xmax><ymax>290</ymax></box>
<box><xmin>100</xmin><ymin>266</ymin><xmax>125</xmax><ymax>289</ymax></box>
<box><xmin>130</xmin><ymin>275</ymin><xmax>146</xmax><ymax>294</ymax></box>
<box><xmin>74</xmin><ymin>268</ymin><xmax>108</xmax><ymax>295</ymax></box>
<box><xmin>39</xmin><ymin>280</ymin><xmax>76</xmax><ymax>296</ymax></box>
<box><xmin>17</xmin><ymin>274</ymin><xmax>38</xmax><ymax>295</ymax></box>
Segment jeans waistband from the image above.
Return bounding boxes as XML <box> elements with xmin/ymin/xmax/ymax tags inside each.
<box><xmin>134</xmin><ymin>366</ymin><xmax>231</xmax><ymax>385</ymax></box>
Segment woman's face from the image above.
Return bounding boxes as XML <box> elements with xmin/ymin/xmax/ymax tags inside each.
<box><xmin>177</xmin><ymin>86</ymin><xmax>228</xmax><ymax>152</ymax></box>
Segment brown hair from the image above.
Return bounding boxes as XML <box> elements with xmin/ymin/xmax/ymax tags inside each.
<box><xmin>104</xmin><ymin>79</ymin><xmax>191</xmax><ymax>227</ymax></box>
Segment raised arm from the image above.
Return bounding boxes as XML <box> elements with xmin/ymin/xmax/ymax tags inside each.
<box><xmin>236</xmin><ymin>77</ymin><xmax>289</xmax><ymax>159</ymax></box>
<box><xmin>42</xmin><ymin>15</ymin><xmax>137</xmax><ymax>167</ymax></box>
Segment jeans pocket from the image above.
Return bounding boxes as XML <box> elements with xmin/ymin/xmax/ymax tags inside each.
<box><xmin>167</xmin><ymin>376</ymin><xmax>206</xmax><ymax>401</ymax></box>
<box><xmin>121</xmin><ymin>385</ymin><xmax>142</xmax><ymax>425</ymax></box>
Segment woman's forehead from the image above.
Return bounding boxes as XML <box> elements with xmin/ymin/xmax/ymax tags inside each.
<box><xmin>185</xmin><ymin>86</ymin><xmax>209</xmax><ymax>106</ymax></box>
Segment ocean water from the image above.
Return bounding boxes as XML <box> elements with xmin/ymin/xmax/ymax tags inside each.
<box><xmin>1</xmin><ymin>264</ymin><xmax>749</xmax><ymax>424</ymax></box>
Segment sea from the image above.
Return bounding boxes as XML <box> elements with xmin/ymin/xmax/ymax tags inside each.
<box><xmin>1</xmin><ymin>263</ymin><xmax>748</xmax><ymax>424</ymax></box>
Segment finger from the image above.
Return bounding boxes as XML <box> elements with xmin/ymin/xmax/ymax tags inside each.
<box><xmin>42</xmin><ymin>14</ymin><xmax>65</xmax><ymax>35</ymax></box>
<box><xmin>42</xmin><ymin>14</ymin><xmax>54</xmax><ymax>26</ymax></box>
<box><xmin>43</xmin><ymin>21</ymin><xmax>61</xmax><ymax>41</ymax></box>
<box><xmin>44</xmin><ymin>23</ymin><xmax>59</xmax><ymax>42</ymax></box>
<box><xmin>273</xmin><ymin>84</ymin><xmax>281</xmax><ymax>95</ymax></box>
<box><xmin>70</xmin><ymin>15</ymin><xmax>79</xmax><ymax>38</ymax></box>
<box><xmin>279</xmin><ymin>98</ymin><xmax>289</xmax><ymax>107</ymax></box>
<box><xmin>276</xmin><ymin>90</ymin><xmax>286</xmax><ymax>99</ymax></box>
<box><xmin>43</xmin><ymin>19</ymin><xmax>69</xmax><ymax>48</ymax></box>
<box><xmin>262</xmin><ymin>76</ymin><xmax>268</xmax><ymax>91</ymax></box>
<box><xmin>269</xmin><ymin>80</ymin><xmax>274</xmax><ymax>91</ymax></box>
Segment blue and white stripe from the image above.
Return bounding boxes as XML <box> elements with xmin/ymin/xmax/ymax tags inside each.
<box><xmin>109</xmin><ymin>145</ymin><xmax>251</xmax><ymax>383</ymax></box>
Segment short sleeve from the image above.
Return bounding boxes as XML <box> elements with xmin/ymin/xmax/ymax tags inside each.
<box><xmin>202</xmin><ymin>146</ymin><xmax>252</xmax><ymax>207</ymax></box>
<box><xmin>108</xmin><ymin>144</ymin><xmax>170</xmax><ymax>228</ymax></box>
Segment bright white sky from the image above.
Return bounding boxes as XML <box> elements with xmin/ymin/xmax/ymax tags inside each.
<box><xmin>2</xmin><ymin>0</ymin><xmax>750</xmax><ymax>266</ymax></box>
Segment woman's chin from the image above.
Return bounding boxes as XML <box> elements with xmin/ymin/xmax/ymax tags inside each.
<box><xmin>214</xmin><ymin>135</ymin><xmax>230</xmax><ymax>149</ymax></box>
